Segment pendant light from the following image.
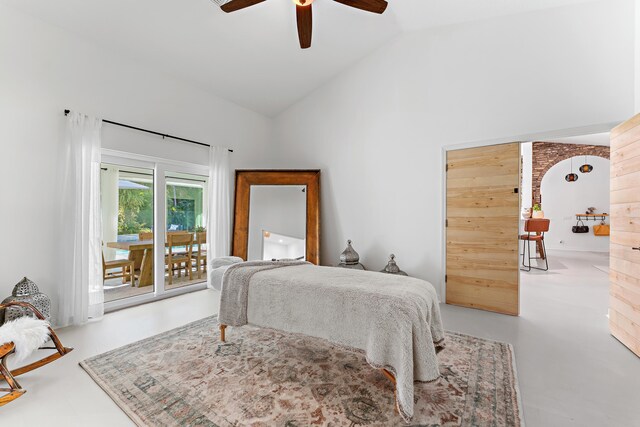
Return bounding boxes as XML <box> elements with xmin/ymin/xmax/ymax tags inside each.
<box><xmin>579</xmin><ymin>155</ymin><xmax>593</xmax><ymax>173</ymax></box>
<box><xmin>565</xmin><ymin>157</ymin><xmax>579</xmax><ymax>182</ymax></box>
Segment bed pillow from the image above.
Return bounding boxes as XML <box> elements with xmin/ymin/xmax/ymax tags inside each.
<box><xmin>208</xmin><ymin>256</ymin><xmax>244</xmax><ymax>290</ymax></box>
<box><xmin>208</xmin><ymin>266</ymin><xmax>227</xmax><ymax>291</ymax></box>
<box><xmin>210</xmin><ymin>256</ymin><xmax>244</xmax><ymax>270</ymax></box>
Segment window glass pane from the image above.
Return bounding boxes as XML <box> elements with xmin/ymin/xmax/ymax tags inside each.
<box><xmin>165</xmin><ymin>172</ymin><xmax>208</xmax><ymax>290</ymax></box>
<box><xmin>101</xmin><ymin>163</ymin><xmax>155</xmax><ymax>302</ymax></box>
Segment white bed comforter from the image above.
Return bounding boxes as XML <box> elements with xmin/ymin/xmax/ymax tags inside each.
<box><xmin>218</xmin><ymin>260</ymin><xmax>445</xmax><ymax>422</ymax></box>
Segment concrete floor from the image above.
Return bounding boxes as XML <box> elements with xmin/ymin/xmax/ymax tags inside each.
<box><xmin>443</xmin><ymin>250</ymin><xmax>640</xmax><ymax>426</ymax></box>
<box><xmin>2</xmin><ymin>250</ymin><xmax>639</xmax><ymax>426</ymax></box>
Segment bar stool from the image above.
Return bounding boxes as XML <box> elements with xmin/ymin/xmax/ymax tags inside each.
<box><xmin>520</xmin><ymin>218</ymin><xmax>550</xmax><ymax>272</ymax></box>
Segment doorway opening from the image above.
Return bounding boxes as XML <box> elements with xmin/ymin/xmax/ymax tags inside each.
<box><xmin>518</xmin><ymin>134</ymin><xmax>611</xmax><ymax>287</ymax></box>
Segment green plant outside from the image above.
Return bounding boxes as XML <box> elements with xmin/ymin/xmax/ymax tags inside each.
<box><xmin>117</xmin><ymin>183</ymin><xmax>204</xmax><ymax>234</ymax></box>
<box><xmin>118</xmin><ymin>187</ymin><xmax>153</xmax><ymax>234</ymax></box>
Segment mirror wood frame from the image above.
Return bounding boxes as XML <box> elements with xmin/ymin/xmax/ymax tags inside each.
<box><xmin>232</xmin><ymin>170</ymin><xmax>320</xmax><ymax>264</ymax></box>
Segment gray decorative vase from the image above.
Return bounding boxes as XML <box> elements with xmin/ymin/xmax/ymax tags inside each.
<box><xmin>380</xmin><ymin>254</ymin><xmax>408</xmax><ymax>276</ymax></box>
<box><xmin>1</xmin><ymin>277</ymin><xmax>51</xmax><ymax>325</ymax></box>
<box><xmin>337</xmin><ymin>240</ymin><xmax>366</xmax><ymax>270</ymax></box>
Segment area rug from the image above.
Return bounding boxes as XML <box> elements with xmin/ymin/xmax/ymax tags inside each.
<box><xmin>80</xmin><ymin>316</ymin><xmax>524</xmax><ymax>426</ymax></box>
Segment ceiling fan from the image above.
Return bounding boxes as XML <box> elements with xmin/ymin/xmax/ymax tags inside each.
<box><xmin>218</xmin><ymin>0</ymin><xmax>388</xmax><ymax>49</ymax></box>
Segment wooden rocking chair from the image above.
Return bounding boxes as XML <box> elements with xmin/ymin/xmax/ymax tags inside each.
<box><xmin>0</xmin><ymin>301</ymin><xmax>73</xmax><ymax>406</ymax></box>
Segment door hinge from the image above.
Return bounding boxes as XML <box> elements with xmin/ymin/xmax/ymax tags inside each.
<box><xmin>446</xmin><ymin>219</ymin><xmax>448</xmax><ymax>227</ymax></box>
<box><xmin>445</xmin><ymin>275</ymin><xmax>448</xmax><ymax>283</ymax></box>
<box><xmin>446</xmin><ymin>163</ymin><xmax>449</xmax><ymax>172</ymax></box>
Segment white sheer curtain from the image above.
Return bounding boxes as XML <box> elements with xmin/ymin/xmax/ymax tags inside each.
<box><xmin>206</xmin><ymin>146</ymin><xmax>231</xmax><ymax>289</ymax></box>
<box><xmin>57</xmin><ymin>112</ymin><xmax>104</xmax><ymax>327</ymax></box>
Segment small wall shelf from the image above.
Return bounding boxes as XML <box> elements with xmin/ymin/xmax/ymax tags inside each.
<box><xmin>576</xmin><ymin>213</ymin><xmax>609</xmax><ymax>221</ymax></box>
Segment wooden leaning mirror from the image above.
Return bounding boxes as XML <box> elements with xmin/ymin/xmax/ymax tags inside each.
<box><xmin>232</xmin><ymin>170</ymin><xmax>320</xmax><ymax>264</ymax></box>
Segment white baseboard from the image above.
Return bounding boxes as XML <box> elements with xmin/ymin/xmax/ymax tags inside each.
<box><xmin>544</xmin><ymin>246</ymin><xmax>609</xmax><ymax>253</ymax></box>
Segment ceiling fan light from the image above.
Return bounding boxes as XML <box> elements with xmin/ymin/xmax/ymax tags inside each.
<box><xmin>293</xmin><ymin>0</ymin><xmax>313</xmax><ymax>5</ymax></box>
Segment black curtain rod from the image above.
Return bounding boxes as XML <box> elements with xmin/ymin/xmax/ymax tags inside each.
<box><xmin>64</xmin><ymin>109</ymin><xmax>233</xmax><ymax>153</ymax></box>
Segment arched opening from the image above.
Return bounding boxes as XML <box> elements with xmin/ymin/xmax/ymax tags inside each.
<box><xmin>520</xmin><ymin>139</ymin><xmax>611</xmax><ymax>275</ymax></box>
<box><xmin>540</xmin><ymin>155</ymin><xmax>610</xmax><ymax>252</ymax></box>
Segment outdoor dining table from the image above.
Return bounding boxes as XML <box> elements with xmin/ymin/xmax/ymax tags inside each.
<box><xmin>107</xmin><ymin>239</ymin><xmax>199</xmax><ymax>287</ymax></box>
<box><xmin>107</xmin><ymin>240</ymin><xmax>155</xmax><ymax>287</ymax></box>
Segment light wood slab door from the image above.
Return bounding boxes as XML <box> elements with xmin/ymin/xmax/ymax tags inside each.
<box><xmin>610</xmin><ymin>113</ymin><xmax>640</xmax><ymax>357</ymax></box>
<box><xmin>446</xmin><ymin>142</ymin><xmax>521</xmax><ymax>316</ymax></box>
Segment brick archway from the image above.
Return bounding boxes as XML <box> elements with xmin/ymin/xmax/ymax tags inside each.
<box><xmin>532</xmin><ymin>142</ymin><xmax>609</xmax><ymax>206</ymax></box>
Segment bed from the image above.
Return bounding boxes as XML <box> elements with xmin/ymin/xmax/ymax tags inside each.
<box><xmin>217</xmin><ymin>260</ymin><xmax>445</xmax><ymax>423</ymax></box>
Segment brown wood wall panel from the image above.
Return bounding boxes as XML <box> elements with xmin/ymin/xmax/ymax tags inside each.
<box><xmin>610</xmin><ymin>113</ymin><xmax>640</xmax><ymax>357</ymax></box>
<box><xmin>447</xmin><ymin>187</ymin><xmax>518</xmax><ymax>200</ymax></box>
<box><xmin>610</xmin><ymin>310</ymin><xmax>640</xmax><ymax>346</ymax></box>
<box><xmin>610</xmin><ymin>217</ymin><xmax>640</xmax><ymax>233</ymax></box>
<box><xmin>610</xmin><ymin>270</ymin><xmax>640</xmax><ymax>293</ymax></box>
<box><xmin>611</xmin><ymin>170</ymin><xmax>640</xmax><ymax>191</ymax></box>
<box><xmin>447</xmin><ymin>217</ymin><xmax>519</xmax><ymax>231</ymax></box>
<box><xmin>610</xmin><ymin>293</ymin><xmax>640</xmax><ymax>329</ymax></box>
<box><xmin>610</xmin><ymin>231</ymin><xmax>640</xmax><ymax>248</ymax></box>
<box><xmin>611</xmin><ymin>244</ymin><xmax>640</xmax><ymax>263</ymax></box>
<box><xmin>611</xmin><ymin>279</ymin><xmax>640</xmax><ymax>302</ymax></box>
<box><xmin>611</xmin><ymin>140</ymin><xmax>640</xmax><ymax>164</ymax></box>
<box><xmin>611</xmin><ymin>155</ymin><xmax>640</xmax><ymax>179</ymax></box>
<box><xmin>610</xmin><ymin>321</ymin><xmax>640</xmax><ymax>356</ymax></box>
<box><xmin>611</xmin><ymin>114</ymin><xmax>640</xmax><ymax>136</ymax></box>
<box><xmin>611</xmin><ymin>121</ymin><xmax>640</xmax><ymax>150</ymax></box>
<box><xmin>610</xmin><ymin>257</ymin><xmax>640</xmax><ymax>280</ymax></box>
<box><xmin>611</xmin><ymin>188</ymin><xmax>640</xmax><ymax>205</ymax></box>
<box><xmin>447</xmin><ymin>175</ymin><xmax>519</xmax><ymax>189</ymax></box>
<box><xmin>609</xmin><ymin>203</ymin><xmax>640</xmax><ymax>220</ymax></box>
<box><xmin>446</xmin><ymin>142</ymin><xmax>520</xmax><ymax>316</ymax></box>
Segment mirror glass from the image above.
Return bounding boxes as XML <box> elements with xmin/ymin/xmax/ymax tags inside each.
<box><xmin>247</xmin><ymin>185</ymin><xmax>307</xmax><ymax>261</ymax></box>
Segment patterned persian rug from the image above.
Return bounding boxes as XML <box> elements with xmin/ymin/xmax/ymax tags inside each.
<box><xmin>80</xmin><ymin>316</ymin><xmax>523</xmax><ymax>426</ymax></box>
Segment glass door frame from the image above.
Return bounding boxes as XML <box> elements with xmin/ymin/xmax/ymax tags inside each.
<box><xmin>102</xmin><ymin>149</ymin><xmax>209</xmax><ymax>313</ymax></box>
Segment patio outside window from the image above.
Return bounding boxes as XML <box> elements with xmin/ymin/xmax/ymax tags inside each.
<box><xmin>100</xmin><ymin>164</ymin><xmax>209</xmax><ymax>304</ymax></box>
<box><xmin>164</xmin><ymin>172</ymin><xmax>208</xmax><ymax>291</ymax></box>
<box><xmin>101</xmin><ymin>163</ymin><xmax>155</xmax><ymax>302</ymax></box>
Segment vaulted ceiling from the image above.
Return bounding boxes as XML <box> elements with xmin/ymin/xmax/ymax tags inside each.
<box><xmin>5</xmin><ymin>0</ymin><xmax>595</xmax><ymax>116</ymax></box>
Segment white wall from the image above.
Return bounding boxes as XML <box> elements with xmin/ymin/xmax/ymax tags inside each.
<box><xmin>0</xmin><ymin>5</ymin><xmax>272</xmax><ymax>313</ymax></box>
<box><xmin>263</xmin><ymin>236</ymin><xmax>305</xmax><ymax>261</ymax></box>
<box><xmin>540</xmin><ymin>156</ymin><xmax>610</xmax><ymax>252</ymax></box>
<box><xmin>271</xmin><ymin>0</ymin><xmax>635</xmax><ymax>296</ymax></box>
<box><xmin>285</xmin><ymin>238</ymin><xmax>306</xmax><ymax>259</ymax></box>
<box><xmin>636</xmin><ymin>0</ymin><xmax>640</xmax><ymax>113</ymax></box>
<box><xmin>247</xmin><ymin>186</ymin><xmax>307</xmax><ymax>260</ymax></box>
<box><xmin>521</xmin><ymin>142</ymin><xmax>533</xmax><ymax>209</ymax></box>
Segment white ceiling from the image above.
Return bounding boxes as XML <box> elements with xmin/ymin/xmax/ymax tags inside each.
<box><xmin>392</xmin><ymin>0</ymin><xmax>596</xmax><ymax>31</ymax></box>
<box><xmin>5</xmin><ymin>0</ymin><xmax>596</xmax><ymax>116</ymax></box>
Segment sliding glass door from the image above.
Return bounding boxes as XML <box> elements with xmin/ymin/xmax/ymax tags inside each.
<box><xmin>101</xmin><ymin>163</ymin><xmax>156</xmax><ymax>303</ymax></box>
<box><xmin>165</xmin><ymin>171</ymin><xmax>208</xmax><ymax>290</ymax></box>
<box><xmin>101</xmin><ymin>153</ymin><xmax>209</xmax><ymax>310</ymax></box>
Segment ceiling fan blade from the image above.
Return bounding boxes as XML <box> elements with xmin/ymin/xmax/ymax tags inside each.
<box><xmin>221</xmin><ymin>0</ymin><xmax>267</xmax><ymax>13</ymax></box>
<box><xmin>296</xmin><ymin>5</ymin><xmax>312</xmax><ymax>49</ymax></box>
<box><xmin>333</xmin><ymin>0</ymin><xmax>387</xmax><ymax>14</ymax></box>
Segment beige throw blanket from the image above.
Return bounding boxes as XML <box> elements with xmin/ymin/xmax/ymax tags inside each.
<box><xmin>218</xmin><ymin>261</ymin><xmax>445</xmax><ymax>422</ymax></box>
